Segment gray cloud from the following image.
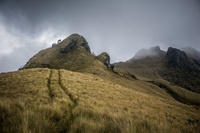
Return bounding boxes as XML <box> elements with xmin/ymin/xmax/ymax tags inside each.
<box><xmin>0</xmin><ymin>0</ymin><xmax>200</xmax><ymax>72</ymax></box>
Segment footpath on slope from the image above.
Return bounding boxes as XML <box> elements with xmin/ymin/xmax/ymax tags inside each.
<box><xmin>47</xmin><ymin>69</ymin><xmax>78</xmax><ymax>132</ymax></box>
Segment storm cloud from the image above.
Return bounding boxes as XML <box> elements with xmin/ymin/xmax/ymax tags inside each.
<box><xmin>0</xmin><ymin>0</ymin><xmax>200</xmax><ymax>72</ymax></box>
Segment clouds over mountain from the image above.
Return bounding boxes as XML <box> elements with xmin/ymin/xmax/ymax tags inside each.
<box><xmin>0</xmin><ymin>0</ymin><xmax>200</xmax><ymax>72</ymax></box>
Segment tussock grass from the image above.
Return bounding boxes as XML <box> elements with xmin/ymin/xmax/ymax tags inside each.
<box><xmin>0</xmin><ymin>69</ymin><xmax>73</xmax><ymax>133</ymax></box>
<box><xmin>0</xmin><ymin>68</ymin><xmax>200</xmax><ymax>132</ymax></box>
<box><xmin>2</xmin><ymin>34</ymin><xmax>199</xmax><ymax>132</ymax></box>
<box><xmin>59</xmin><ymin>69</ymin><xmax>200</xmax><ymax>132</ymax></box>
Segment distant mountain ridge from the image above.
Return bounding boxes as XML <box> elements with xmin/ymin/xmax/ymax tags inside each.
<box><xmin>116</xmin><ymin>46</ymin><xmax>200</xmax><ymax>93</ymax></box>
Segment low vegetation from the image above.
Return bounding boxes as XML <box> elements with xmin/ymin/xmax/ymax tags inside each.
<box><xmin>1</xmin><ymin>35</ymin><xmax>200</xmax><ymax>132</ymax></box>
<box><xmin>0</xmin><ymin>68</ymin><xmax>199</xmax><ymax>132</ymax></box>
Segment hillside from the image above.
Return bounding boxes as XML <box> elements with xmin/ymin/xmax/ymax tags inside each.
<box><xmin>0</xmin><ymin>35</ymin><xmax>200</xmax><ymax>133</ymax></box>
<box><xmin>116</xmin><ymin>46</ymin><xmax>200</xmax><ymax>94</ymax></box>
<box><xmin>23</xmin><ymin>34</ymin><xmax>112</xmax><ymax>75</ymax></box>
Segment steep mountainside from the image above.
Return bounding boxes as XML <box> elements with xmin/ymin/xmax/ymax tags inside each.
<box><xmin>116</xmin><ymin>46</ymin><xmax>200</xmax><ymax>93</ymax></box>
<box><xmin>0</xmin><ymin>35</ymin><xmax>200</xmax><ymax>133</ymax></box>
<box><xmin>181</xmin><ymin>47</ymin><xmax>200</xmax><ymax>62</ymax></box>
<box><xmin>23</xmin><ymin>34</ymin><xmax>112</xmax><ymax>75</ymax></box>
<box><xmin>160</xmin><ymin>47</ymin><xmax>200</xmax><ymax>93</ymax></box>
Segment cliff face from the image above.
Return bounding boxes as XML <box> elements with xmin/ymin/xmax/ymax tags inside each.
<box><xmin>166</xmin><ymin>47</ymin><xmax>200</xmax><ymax>72</ymax></box>
<box><xmin>166</xmin><ymin>47</ymin><xmax>188</xmax><ymax>68</ymax></box>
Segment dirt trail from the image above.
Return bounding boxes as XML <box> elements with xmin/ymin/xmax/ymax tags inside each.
<box><xmin>47</xmin><ymin>69</ymin><xmax>78</xmax><ymax>132</ymax></box>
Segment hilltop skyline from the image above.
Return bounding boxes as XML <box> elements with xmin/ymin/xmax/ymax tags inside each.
<box><xmin>0</xmin><ymin>0</ymin><xmax>200</xmax><ymax>72</ymax></box>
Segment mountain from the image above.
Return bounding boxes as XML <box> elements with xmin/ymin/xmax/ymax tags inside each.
<box><xmin>0</xmin><ymin>35</ymin><xmax>200</xmax><ymax>133</ymax></box>
<box><xmin>131</xmin><ymin>46</ymin><xmax>164</xmax><ymax>59</ymax></box>
<box><xmin>180</xmin><ymin>47</ymin><xmax>200</xmax><ymax>62</ymax></box>
<box><xmin>116</xmin><ymin>46</ymin><xmax>200</xmax><ymax>93</ymax></box>
<box><xmin>23</xmin><ymin>34</ymin><xmax>113</xmax><ymax>74</ymax></box>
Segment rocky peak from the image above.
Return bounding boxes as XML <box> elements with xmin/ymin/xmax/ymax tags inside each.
<box><xmin>133</xmin><ymin>46</ymin><xmax>162</xmax><ymax>59</ymax></box>
<box><xmin>23</xmin><ymin>33</ymin><xmax>115</xmax><ymax>72</ymax></box>
<box><xmin>166</xmin><ymin>47</ymin><xmax>200</xmax><ymax>71</ymax></box>
<box><xmin>166</xmin><ymin>47</ymin><xmax>188</xmax><ymax>67</ymax></box>
<box><xmin>60</xmin><ymin>33</ymin><xmax>91</xmax><ymax>53</ymax></box>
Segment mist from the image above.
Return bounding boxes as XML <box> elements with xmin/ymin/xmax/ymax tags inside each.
<box><xmin>0</xmin><ymin>0</ymin><xmax>200</xmax><ymax>73</ymax></box>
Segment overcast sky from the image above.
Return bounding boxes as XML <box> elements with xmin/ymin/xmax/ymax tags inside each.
<box><xmin>0</xmin><ymin>0</ymin><xmax>200</xmax><ymax>73</ymax></box>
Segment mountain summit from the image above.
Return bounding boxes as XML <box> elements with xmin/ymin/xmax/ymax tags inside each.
<box><xmin>23</xmin><ymin>34</ymin><xmax>113</xmax><ymax>73</ymax></box>
<box><xmin>132</xmin><ymin>46</ymin><xmax>163</xmax><ymax>59</ymax></box>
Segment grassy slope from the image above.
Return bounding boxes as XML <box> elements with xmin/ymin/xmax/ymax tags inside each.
<box><xmin>0</xmin><ymin>68</ymin><xmax>74</xmax><ymax>132</ymax></box>
<box><xmin>1</xmin><ymin>34</ymin><xmax>200</xmax><ymax>132</ymax></box>
<box><xmin>23</xmin><ymin>34</ymin><xmax>101</xmax><ymax>72</ymax></box>
<box><xmin>0</xmin><ymin>68</ymin><xmax>200</xmax><ymax>133</ymax></box>
<box><xmin>115</xmin><ymin>56</ymin><xmax>200</xmax><ymax>106</ymax></box>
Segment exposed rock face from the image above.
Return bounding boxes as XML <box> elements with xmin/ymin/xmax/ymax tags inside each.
<box><xmin>166</xmin><ymin>47</ymin><xmax>200</xmax><ymax>71</ymax></box>
<box><xmin>60</xmin><ymin>39</ymin><xmax>76</xmax><ymax>53</ymax></box>
<box><xmin>160</xmin><ymin>47</ymin><xmax>200</xmax><ymax>93</ymax></box>
<box><xmin>97</xmin><ymin>52</ymin><xmax>110</xmax><ymax>66</ymax></box>
<box><xmin>97</xmin><ymin>52</ymin><xmax>114</xmax><ymax>69</ymax></box>
<box><xmin>166</xmin><ymin>47</ymin><xmax>188</xmax><ymax>67</ymax></box>
<box><xmin>116</xmin><ymin>46</ymin><xmax>200</xmax><ymax>93</ymax></box>
<box><xmin>60</xmin><ymin>34</ymin><xmax>91</xmax><ymax>53</ymax></box>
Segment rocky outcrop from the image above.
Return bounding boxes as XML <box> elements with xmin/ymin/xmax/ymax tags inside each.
<box><xmin>60</xmin><ymin>34</ymin><xmax>91</xmax><ymax>53</ymax></box>
<box><xmin>166</xmin><ymin>47</ymin><xmax>200</xmax><ymax>71</ymax></box>
<box><xmin>97</xmin><ymin>52</ymin><xmax>114</xmax><ymax>69</ymax></box>
<box><xmin>97</xmin><ymin>52</ymin><xmax>110</xmax><ymax>66</ymax></box>
<box><xmin>60</xmin><ymin>39</ymin><xmax>76</xmax><ymax>53</ymax></box>
<box><xmin>161</xmin><ymin>47</ymin><xmax>200</xmax><ymax>93</ymax></box>
<box><xmin>166</xmin><ymin>47</ymin><xmax>188</xmax><ymax>67</ymax></box>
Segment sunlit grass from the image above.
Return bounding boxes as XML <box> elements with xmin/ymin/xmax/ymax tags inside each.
<box><xmin>0</xmin><ymin>68</ymin><xmax>199</xmax><ymax>132</ymax></box>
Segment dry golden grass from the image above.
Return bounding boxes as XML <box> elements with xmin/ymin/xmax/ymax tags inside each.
<box><xmin>60</xmin><ymin>69</ymin><xmax>200</xmax><ymax>132</ymax></box>
<box><xmin>0</xmin><ymin>68</ymin><xmax>200</xmax><ymax>132</ymax></box>
<box><xmin>0</xmin><ymin>68</ymin><xmax>73</xmax><ymax>132</ymax></box>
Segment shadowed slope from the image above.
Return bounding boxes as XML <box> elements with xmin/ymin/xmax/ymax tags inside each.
<box><xmin>115</xmin><ymin>46</ymin><xmax>200</xmax><ymax>105</ymax></box>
